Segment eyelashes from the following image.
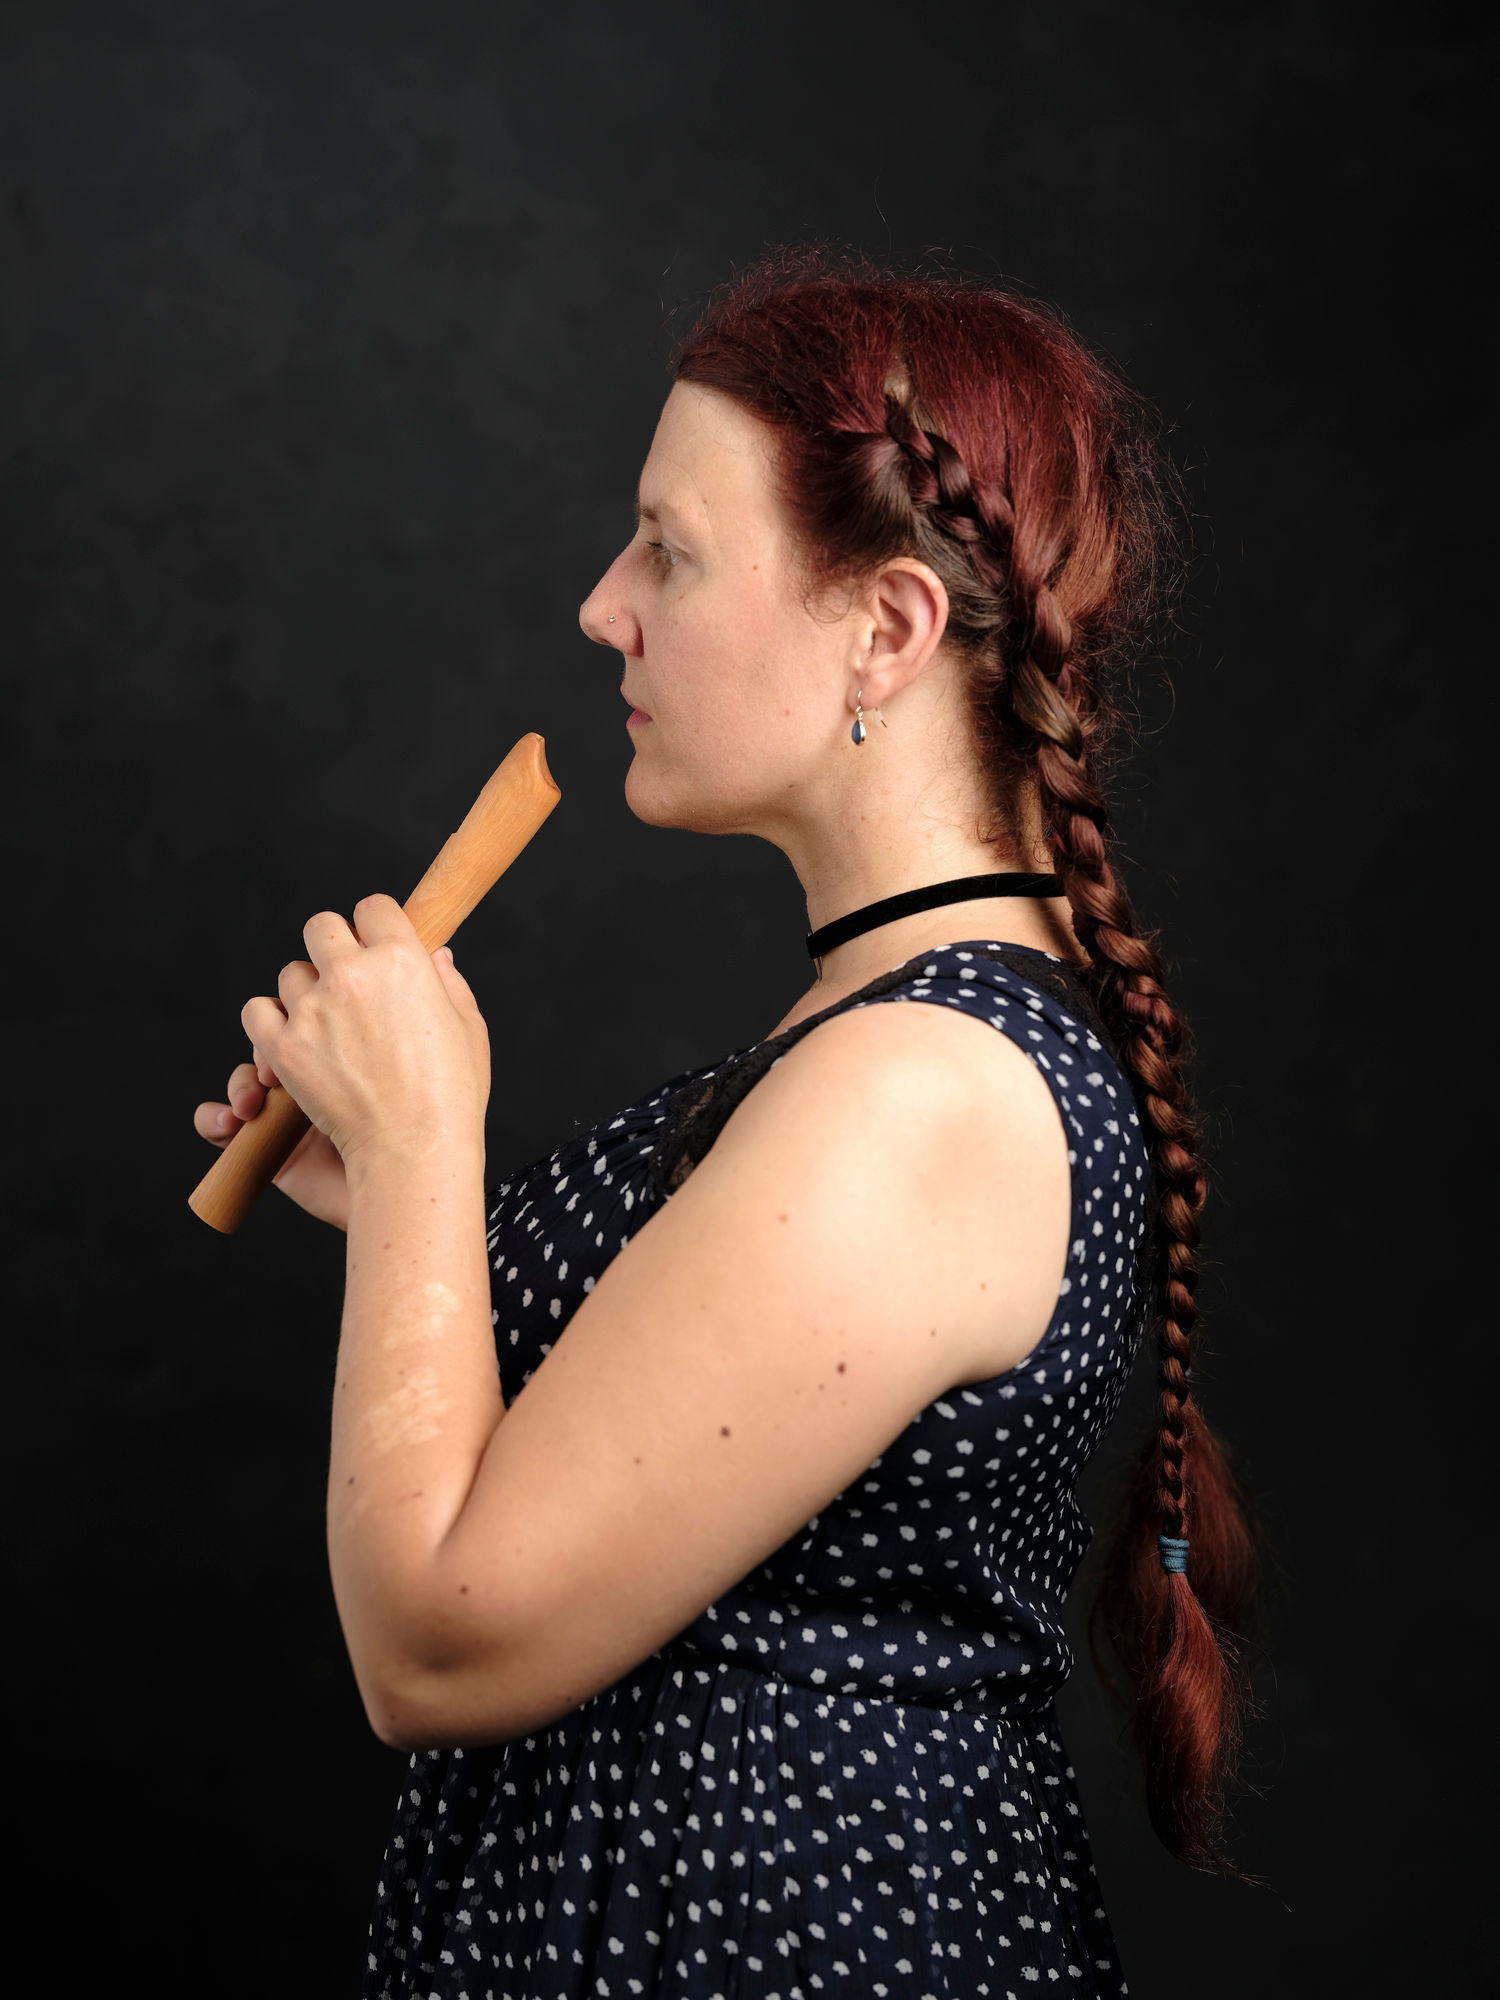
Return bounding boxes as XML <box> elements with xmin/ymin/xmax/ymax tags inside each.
<box><xmin>640</xmin><ymin>539</ymin><xmax>681</xmax><ymax>572</ymax></box>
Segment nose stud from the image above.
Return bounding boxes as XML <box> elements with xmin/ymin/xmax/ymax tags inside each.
<box><xmin>608</xmin><ymin>616</ymin><xmax>616</xmax><ymax>623</ymax></box>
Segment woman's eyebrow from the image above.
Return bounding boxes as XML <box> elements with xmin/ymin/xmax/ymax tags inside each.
<box><xmin>633</xmin><ymin>487</ymin><xmax>693</xmax><ymax>532</ymax></box>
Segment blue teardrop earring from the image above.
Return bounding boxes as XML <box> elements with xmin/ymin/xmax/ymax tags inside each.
<box><xmin>851</xmin><ymin>687</ymin><xmax>888</xmax><ymax>746</ymax></box>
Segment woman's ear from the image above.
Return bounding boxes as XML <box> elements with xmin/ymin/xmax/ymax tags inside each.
<box><xmin>861</xmin><ymin>557</ymin><xmax>951</xmax><ymax>686</ymax></box>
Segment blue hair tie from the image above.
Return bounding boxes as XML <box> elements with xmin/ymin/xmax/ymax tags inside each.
<box><xmin>1157</xmin><ymin>1534</ymin><xmax>1190</xmax><ymax>1574</ymax></box>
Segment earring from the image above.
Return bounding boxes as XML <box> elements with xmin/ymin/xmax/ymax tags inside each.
<box><xmin>851</xmin><ymin>688</ymin><xmax>888</xmax><ymax>746</ymax></box>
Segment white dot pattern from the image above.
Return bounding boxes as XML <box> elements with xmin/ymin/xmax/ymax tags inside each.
<box><xmin>365</xmin><ymin>943</ymin><xmax>1150</xmax><ymax>1997</ymax></box>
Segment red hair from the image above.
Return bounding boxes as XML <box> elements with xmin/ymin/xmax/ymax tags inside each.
<box><xmin>672</xmin><ymin>244</ymin><xmax>1263</xmax><ymax>1874</ymax></box>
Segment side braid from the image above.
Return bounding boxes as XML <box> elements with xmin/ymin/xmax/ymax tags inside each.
<box><xmin>880</xmin><ymin>397</ymin><xmax>1018</xmax><ymax>562</ymax></box>
<box><xmin>885</xmin><ymin>406</ymin><xmax>1211</xmax><ymax>1547</ymax></box>
<box><xmin>867</xmin><ymin>397</ymin><xmax>1026</xmax><ymax>665</ymax></box>
<box><xmin>1006</xmin><ymin>635</ymin><xmax>1204</xmax><ymax>1542</ymax></box>
<box><xmin>886</xmin><ymin>406</ymin><xmax>1260</xmax><ymax>1872</ymax></box>
<box><xmin>672</xmin><ymin>249</ymin><xmax>1264</xmax><ymax>1869</ymax></box>
<box><xmin>1006</xmin><ymin>629</ymin><xmax>1260</xmax><ymax>1872</ymax></box>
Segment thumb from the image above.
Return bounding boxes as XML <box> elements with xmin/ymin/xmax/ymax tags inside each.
<box><xmin>431</xmin><ymin>943</ymin><xmax>478</xmax><ymax>1007</ymax></box>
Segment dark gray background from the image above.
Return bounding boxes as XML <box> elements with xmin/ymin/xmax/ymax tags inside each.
<box><xmin>5</xmin><ymin>1</ymin><xmax>1489</xmax><ymax>1992</ymax></box>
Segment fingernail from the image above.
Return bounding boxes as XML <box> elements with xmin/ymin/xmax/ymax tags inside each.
<box><xmin>217</xmin><ymin>1109</ymin><xmax>232</xmax><ymax>1132</ymax></box>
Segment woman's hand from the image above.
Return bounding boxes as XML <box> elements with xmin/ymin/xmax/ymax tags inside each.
<box><xmin>193</xmin><ymin>895</ymin><xmax>491</xmax><ymax>1223</ymax></box>
<box><xmin>235</xmin><ymin>894</ymin><xmax>491</xmax><ymax>1179</ymax></box>
<box><xmin>193</xmin><ymin>1061</ymin><xmax>352</xmax><ymax>1230</ymax></box>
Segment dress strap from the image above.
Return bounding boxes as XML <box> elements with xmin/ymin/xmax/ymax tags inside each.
<box><xmin>974</xmin><ymin>945</ymin><xmax>1125</xmax><ymax>1071</ymax></box>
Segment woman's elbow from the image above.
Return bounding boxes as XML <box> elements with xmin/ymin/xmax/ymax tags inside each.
<box><xmin>345</xmin><ymin>1646</ymin><xmax>447</xmax><ymax>1751</ymax></box>
<box><xmin>355</xmin><ymin>1655</ymin><xmax>526</xmax><ymax>1753</ymax></box>
<box><xmin>364</xmin><ymin>1689</ymin><xmax>429</xmax><ymax>1752</ymax></box>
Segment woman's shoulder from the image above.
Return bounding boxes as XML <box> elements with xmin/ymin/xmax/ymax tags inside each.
<box><xmin>818</xmin><ymin>942</ymin><xmax>1144</xmax><ymax>1166</ymax></box>
<box><xmin>824</xmin><ymin>940</ymin><xmax>1136</xmax><ymax>1117</ymax></box>
<box><xmin>646</xmin><ymin>939</ymin><xmax>1133</xmax><ymax>1201</ymax></box>
<box><xmin>891</xmin><ymin>941</ymin><xmax>1149</xmax><ymax>1177</ymax></box>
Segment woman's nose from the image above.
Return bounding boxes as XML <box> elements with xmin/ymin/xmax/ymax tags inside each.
<box><xmin>579</xmin><ymin>573</ymin><xmax>628</xmax><ymax>647</ymax></box>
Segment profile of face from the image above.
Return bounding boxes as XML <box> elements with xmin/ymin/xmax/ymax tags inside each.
<box><xmin>579</xmin><ymin>381</ymin><xmax>950</xmax><ymax>845</ymax></box>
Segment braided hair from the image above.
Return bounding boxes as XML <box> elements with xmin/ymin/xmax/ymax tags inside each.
<box><xmin>673</xmin><ymin>245</ymin><xmax>1262</xmax><ymax>1874</ymax></box>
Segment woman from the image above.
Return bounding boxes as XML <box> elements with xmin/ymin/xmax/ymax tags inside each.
<box><xmin>195</xmin><ymin>246</ymin><xmax>1260</xmax><ymax>1998</ymax></box>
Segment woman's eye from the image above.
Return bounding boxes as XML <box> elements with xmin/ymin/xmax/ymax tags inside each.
<box><xmin>642</xmin><ymin>539</ymin><xmax>681</xmax><ymax>572</ymax></box>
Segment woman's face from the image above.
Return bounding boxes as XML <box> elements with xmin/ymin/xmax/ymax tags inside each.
<box><xmin>579</xmin><ymin>380</ymin><xmax>859</xmax><ymax>838</ymax></box>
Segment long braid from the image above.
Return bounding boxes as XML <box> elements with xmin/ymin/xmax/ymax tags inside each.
<box><xmin>673</xmin><ymin>248</ymin><xmax>1264</xmax><ymax>1873</ymax></box>
<box><xmin>882</xmin><ymin>398</ymin><xmax>1259</xmax><ymax>1873</ymax></box>
<box><xmin>1005</xmin><ymin>612</ymin><xmax>1204</xmax><ymax>1549</ymax></box>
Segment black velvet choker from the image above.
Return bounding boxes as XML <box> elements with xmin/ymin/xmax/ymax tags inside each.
<box><xmin>804</xmin><ymin>871</ymin><xmax>1063</xmax><ymax>964</ymax></box>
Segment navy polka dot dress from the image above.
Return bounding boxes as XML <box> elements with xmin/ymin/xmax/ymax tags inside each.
<box><xmin>364</xmin><ymin>940</ymin><xmax>1153</xmax><ymax>1999</ymax></box>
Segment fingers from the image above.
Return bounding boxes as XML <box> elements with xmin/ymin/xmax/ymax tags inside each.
<box><xmin>300</xmin><ymin>895</ymin><xmax>413</xmax><ymax>971</ymax></box>
<box><xmin>194</xmin><ymin>1099</ymin><xmax>239</xmax><ymax>1145</ymax></box>
<box><xmin>228</xmin><ymin>1059</ymin><xmax>267</xmax><ymax>1111</ymax></box>
<box><xmin>241</xmin><ymin>993</ymin><xmax>288</xmax><ymax>1060</ymax></box>
<box><xmin>278</xmin><ymin>957</ymin><xmax>317</xmax><ymax>1006</ymax></box>
<box><xmin>237</xmin><ymin>964</ymin><xmax>311</xmax><ymax>1087</ymax></box>
<box><xmin>349</xmin><ymin>892</ymin><xmax>417</xmax><ymax>947</ymax></box>
<box><xmin>201</xmin><ymin>948</ymin><xmax>321</xmax><ymax>1150</ymax></box>
<box><xmin>302</xmin><ymin>907</ymin><xmax>360</xmax><ymax>971</ymax></box>
<box><xmin>194</xmin><ymin>1045</ymin><xmax>295</xmax><ymax>1147</ymax></box>
<box><xmin>430</xmin><ymin>943</ymin><xmax>479</xmax><ymax>1015</ymax></box>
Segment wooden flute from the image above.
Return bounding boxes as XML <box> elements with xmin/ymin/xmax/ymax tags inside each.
<box><xmin>189</xmin><ymin>731</ymin><xmax>562</xmax><ymax>1235</ymax></box>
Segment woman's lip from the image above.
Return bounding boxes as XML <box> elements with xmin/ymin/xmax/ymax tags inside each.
<box><xmin>627</xmin><ymin>708</ymin><xmax>651</xmax><ymax>725</ymax></box>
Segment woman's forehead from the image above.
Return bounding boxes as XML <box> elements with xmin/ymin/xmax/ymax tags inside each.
<box><xmin>640</xmin><ymin>382</ymin><xmax>778</xmax><ymax>532</ymax></box>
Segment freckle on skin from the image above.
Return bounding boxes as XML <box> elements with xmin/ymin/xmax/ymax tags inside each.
<box><xmin>720</xmin><ymin>1426</ymin><xmax>731</xmax><ymax>1437</ymax></box>
<box><xmin>837</xmin><ymin>1362</ymin><xmax>846</xmax><ymax>1372</ymax></box>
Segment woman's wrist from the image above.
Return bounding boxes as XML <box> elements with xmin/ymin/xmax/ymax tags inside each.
<box><xmin>343</xmin><ymin>1121</ymin><xmax>488</xmax><ymax>1198</ymax></box>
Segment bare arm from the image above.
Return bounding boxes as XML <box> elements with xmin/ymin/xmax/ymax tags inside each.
<box><xmin>326</xmin><ymin>1130</ymin><xmax>510</xmax><ymax>1743</ymax></box>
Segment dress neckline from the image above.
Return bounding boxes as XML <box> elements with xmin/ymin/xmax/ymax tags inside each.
<box><xmin>736</xmin><ymin>937</ymin><xmax>1071</xmax><ymax>1064</ymax></box>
